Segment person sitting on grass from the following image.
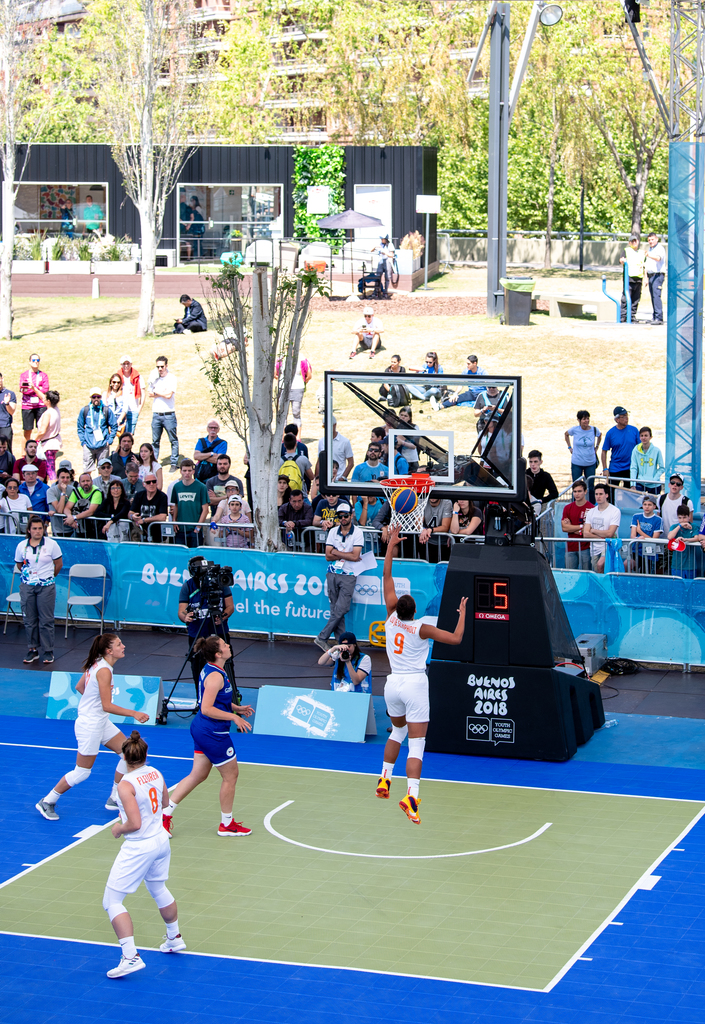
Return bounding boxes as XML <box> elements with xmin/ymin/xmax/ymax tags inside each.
<box><xmin>350</xmin><ymin>308</ymin><xmax>383</xmax><ymax>360</ymax></box>
<box><xmin>173</xmin><ymin>294</ymin><xmax>207</xmax><ymax>334</ymax></box>
<box><xmin>669</xmin><ymin>506</ymin><xmax>699</xmax><ymax>580</ymax></box>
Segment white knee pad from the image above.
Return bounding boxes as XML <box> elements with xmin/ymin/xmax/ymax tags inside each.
<box><xmin>102</xmin><ymin>886</ymin><xmax>128</xmax><ymax>922</ymax></box>
<box><xmin>145</xmin><ymin>880</ymin><xmax>174</xmax><ymax>909</ymax></box>
<box><xmin>116</xmin><ymin>758</ymin><xmax>127</xmax><ymax>776</ymax></box>
<box><xmin>65</xmin><ymin>765</ymin><xmax>91</xmax><ymax>787</ymax></box>
<box><xmin>390</xmin><ymin>725</ymin><xmax>408</xmax><ymax>744</ymax></box>
<box><xmin>407</xmin><ymin>737</ymin><xmax>426</xmax><ymax>762</ymax></box>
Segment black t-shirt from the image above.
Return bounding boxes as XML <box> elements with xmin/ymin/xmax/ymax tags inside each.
<box><xmin>130</xmin><ymin>489</ymin><xmax>168</xmax><ymax>520</ymax></box>
<box><xmin>0</xmin><ymin>450</ymin><xmax>14</xmax><ymax>479</ymax></box>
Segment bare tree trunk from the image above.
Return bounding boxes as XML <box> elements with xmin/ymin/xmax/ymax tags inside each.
<box><xmin>138</xmin><ymin>206</ymin><xmax>156</xmax><ymax>336</ymax></box>
<box><xmin>248</xmin><ymin>268</ymin><xmax>281</xmax><ymax>550</ymax></box>
<box><xmin>0</xmin><ymin>144</ymin><xmax>15</xmax><ymax>339</ymax></box>
<box><xmin>544</xmin><ymin>100</ymin><xmax>559</xmax><ymax>271</ymax></box>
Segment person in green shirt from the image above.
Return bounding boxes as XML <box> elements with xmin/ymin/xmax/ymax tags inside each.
<box><xmin>169</xmin><ymin>459</ymin><xmax>209</xmax><ymax>548</ymax></box>
<box><xmin>83</xmin><ymin>194</ymin><xmax>104</xmax><ymax>234</ymax></box>
<box><xmin>63</xmin><ymin>471</ymin><xmax>102</xmax><ymax>539</ymax></box>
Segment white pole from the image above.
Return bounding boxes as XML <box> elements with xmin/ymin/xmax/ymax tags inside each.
<box><xmin>424</xmin><ymin>211</ymin><xmax>430</xmax><ymax>290</ymax></box>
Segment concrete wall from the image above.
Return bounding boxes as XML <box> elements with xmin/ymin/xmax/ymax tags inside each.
<box><xmin>438</xmin><ymin>235</ymin><xmax>667</xmax><ymax>270</ymax></box>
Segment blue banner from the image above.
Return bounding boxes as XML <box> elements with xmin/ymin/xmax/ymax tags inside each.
<box><xmin>3</xmin><ymin>535</ymin><xmax>705</xmax><ymax>666</ymax></box>
<box><xmin>46</xmin><ymin>670</ymin><xmax>162</xmax><ymax>726</ymax></box>
<box><xmin>253</xmin><ymin>685</ymin><xmax>371</xmax><ymax>743</ymax></box>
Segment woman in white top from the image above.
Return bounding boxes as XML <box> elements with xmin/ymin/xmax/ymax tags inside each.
<box><xmin>15</xmin><ymin>516</ymin><xmax>62</xmax><ymax>663</ymax></box>
<box><xmin>36</xmin><ymin>633</ymin><xmax>149</xmax><ymax>822</ymax></box>
<box><xmin>137</xmin><ymin>442</ymin><xmax>163</xmax><ymax>490</ymax></box>
<box><xmin>102</xmin><ymin>730</ymin><xmax>185</xmax><ymax>979</ymax></box>
<box><xmin>103</xmin><ymin>374</ymin><xmax>126</xmax><ymax>434</ymax></box>
<box><xmin>0</xmin><ymin>477</ymin><xmax>32</xmax><ymax>533</ymax></box>
<box><xmin>34</xmin><ymin>390</ymin><xmax>62</xmax><ymax>481</ymax></box>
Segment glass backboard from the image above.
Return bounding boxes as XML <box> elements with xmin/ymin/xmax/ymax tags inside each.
<box><xmin>321</xmin><ymin>372</ymin><xmax>523</xmax><ymax>500</ymax></box>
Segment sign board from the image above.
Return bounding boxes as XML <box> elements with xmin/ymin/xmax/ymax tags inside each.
<box><xmin>47</xmin><ymin>672</ymin><xmax>163</xmax><ymax>726</ymax></box>
<box><xmin>253</xmin><ymin>684</ymin><xmax>374</xmax><ymax>743</ymax></box>
<box><xmin>416</xmin><ymin>194</ymin><xmax>441</xmax><ymax>215</ymax></box>
<box><xmin>307</xmin><ymin>186</ymin><xmax>330</xmax><ymax>215</ymax></box>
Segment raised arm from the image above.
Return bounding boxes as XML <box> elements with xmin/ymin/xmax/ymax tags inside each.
<box><xmin>419</xmin><ymin>597</ymin><xmax>468</xmax><ymax>645</ymax></box>
<box><xmin>382</xmin><ymin>524</ymin><xmax>401</xmax><ymax>615</ymax></box>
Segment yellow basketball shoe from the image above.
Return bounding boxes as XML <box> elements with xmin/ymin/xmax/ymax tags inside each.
<box><xmin>376</xmin><ymin>777</ymin><xmax>391</xmax><ymax>799</ymax></box>
<box><xmin>399</xmin><ymin>794</ymin><xmax>421</xmax><ymax>824</ymax></box>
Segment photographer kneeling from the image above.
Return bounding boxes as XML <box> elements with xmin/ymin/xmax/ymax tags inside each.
<box><xmin>317</xmin><ymin>631</ymin><xmax>371</xmax><ymax>693</ymax></box>
<box><xmin>178</xmin><ymin>555</ymin><xmax>236</xmax><ymax>693</ymax></box>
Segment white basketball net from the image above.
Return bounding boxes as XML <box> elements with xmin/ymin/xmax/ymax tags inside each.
<box><xmin>379</xmin><ymin>476</ymin><xmax>434</xmax><ymax>534</ymax></box>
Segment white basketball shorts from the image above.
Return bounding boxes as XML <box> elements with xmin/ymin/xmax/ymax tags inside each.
<box><xmin>74</xmin><ymin>716</ymin><xmax>121</xmax><ymax>757</ymax></box>
<box><xmin>106</xmin><ymin>832</ymin><xmax>171</xmax><ymax>894</ymax></box>
<box><xmin>384</xmin><ymin>672</ymin><xmax>430</xmax><ymax>723</ymax></box>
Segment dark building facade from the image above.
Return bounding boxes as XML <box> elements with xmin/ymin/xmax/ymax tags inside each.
<box><xmin>4</xmin><ymin>144</ymin><xmax>437</xmax><ymax>267</ymax></box>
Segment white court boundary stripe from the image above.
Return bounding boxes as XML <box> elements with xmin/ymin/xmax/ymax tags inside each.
<box><xmin>1</xmin><ymin>741</ymin><xmax>703</xmax><ymax>803</ymax></box>
<box><xmin>0</xmin><ymin>817</ymin><xmax>117</xmax><ymax>892</ymax></box>
<box><xmin>0</xmin><ymin>928</ymin><xmax>544</xmax><ymax>992</ymax></box>
<box><xmin>264</xmin><ymin>800</ymin><xmax>553</xmax><ymax>859</ymax></box>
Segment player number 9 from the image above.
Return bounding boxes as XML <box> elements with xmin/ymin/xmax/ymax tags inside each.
<box><xmin>394</xmin><ymin>633</ymin><xmax>405</xmax><ymax>655</ymax></box>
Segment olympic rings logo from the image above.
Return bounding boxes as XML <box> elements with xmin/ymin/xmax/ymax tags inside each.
<box><xmin>468</xmin><ymin>723</ymin><xmax>488</xmax><ymax>735</ymax></box>
<box><xmin>355</xmin><ymin>584</ymin><xmax>379</xmax><ymax>596</ymax></box>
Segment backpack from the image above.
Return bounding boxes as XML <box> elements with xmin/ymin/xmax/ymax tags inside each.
<box><xmin>387</xmin><ymin>383</ymin><xmax>411</xmax><ymax>408</ymax></box>
<box><xmin>280</xmin><ymin>455</ymin><xmax>303</xmax><ymax>491</ymax></box>
<box><xmin>659</xmin><ymin>492</ymin><xmax>688</xmax><ymax>512</ymax></box>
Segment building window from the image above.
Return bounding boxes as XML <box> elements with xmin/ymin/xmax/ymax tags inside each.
<box><xmin>177</xmin><ymin>184</ymin><xmax>283</xmax><ymax>262</ymax></box>
<box><xmin>14</xmin><ymin>183</ymin><xmax>108</xmax><ymax>236</ymax></box>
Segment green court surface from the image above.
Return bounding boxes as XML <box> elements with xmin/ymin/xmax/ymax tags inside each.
<box><xmin>3</xmin><ymin>765</ymin><xmax>703</xmax><ymax>990</ymax></box>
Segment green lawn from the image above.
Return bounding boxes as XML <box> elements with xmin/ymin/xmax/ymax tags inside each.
<box><xmin>2</xmin><ymin>764</ymin><xmax>700</xmax><ymax>990</ymax></box>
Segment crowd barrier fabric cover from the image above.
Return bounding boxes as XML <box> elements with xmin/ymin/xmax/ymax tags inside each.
<box><xmin>46</xmin><ymin>670</ymin><xmax>162</xmax><ymax>726</ymax></box>
<box><xmin>2</xmin><ymin>537</ymin><xmax>705</xmax><ymax>666</ymax></box>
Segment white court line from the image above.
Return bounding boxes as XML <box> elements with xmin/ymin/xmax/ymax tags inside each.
<box><xmin>1</xmin><ymin>741</ymin><xmax>703</xmax><ymax>803</ymax></box>
<box><xmin>0</xmin><ymin>817</ymin><xmax>117</xmax><ymax>892</ymax></box>
<box><xmin>264</xmin><ymin>800</ymin><xmax>553</xmax><ymax>860</ymax></box>
<box><xmin>542</xmin><ymin>803</ymin><xmax>705</xmax><ymax>992</ymax></box>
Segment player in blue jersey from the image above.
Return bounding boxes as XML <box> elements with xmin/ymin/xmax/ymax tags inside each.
<box><xmin>163</xmin><ymin>635</ymin><xmax>254</xmax><ymax>837</ymax></box>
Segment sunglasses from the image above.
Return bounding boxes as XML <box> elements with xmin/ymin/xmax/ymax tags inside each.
<box><xmin>339</xmin><ymin>512</ymin><xmax>352</xmax><ymax>518</ymax></box>
<box><xmin>145</xmin><ymin>478</ymin><xmax>157</xmax><ymax>483</ymax></box>
<box><xmin>670</xmin><ymin>480</ymin><xmax>683</xmax><ymax>486</ymax></box>
<box><xmin>30</xmin><ymin>358</ymin><xmax>40</xmax><ymax>363</ymax></box>
<box><xmin>364</xmin><ymin>314</ymin><xmax>372</xmax><ymax>318</ymax></box>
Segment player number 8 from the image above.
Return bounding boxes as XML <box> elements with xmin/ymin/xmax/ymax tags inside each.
<box><xmin>394</xmin><ymin>633</ymin><xmax>405</xmax><ymax>655</ymax></box>
<box><xmin>148</xmin><ymin>787</ymin><xmax>159</xmax><ymax>813</ymax></box>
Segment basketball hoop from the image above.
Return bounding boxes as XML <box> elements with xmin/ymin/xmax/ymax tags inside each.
<box><xmin>379</xmin><ymin>474</ymin><xmax>434</xmax><ymax>534</ymax></box>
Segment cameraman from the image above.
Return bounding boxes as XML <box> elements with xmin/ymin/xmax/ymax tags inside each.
<box><xmin>178</xmin><ymin>555</ymin><xmax>235</xmax><ymax>689</ymax></box>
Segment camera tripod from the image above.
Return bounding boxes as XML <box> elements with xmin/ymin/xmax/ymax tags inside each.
<box><xmin>156</xmin><ymin>616</ymin><xmax>241</xmax><ymax>725</ymax></box>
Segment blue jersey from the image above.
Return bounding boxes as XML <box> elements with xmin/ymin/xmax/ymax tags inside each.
<box><xmin>196</xmin><ymin>663</ymin><xmax>232</xmax><ymax>726</ymax></box>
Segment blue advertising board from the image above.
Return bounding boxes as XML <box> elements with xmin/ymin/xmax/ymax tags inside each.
<box><xmin>46</xmin><ymin>671</ymin><xmax>163</xmax><ymax>726</ymax></box>
<box><xmin>253</xmin><ymin>685</ymin><xmax>372</xmax><ymax>743</ymax></box>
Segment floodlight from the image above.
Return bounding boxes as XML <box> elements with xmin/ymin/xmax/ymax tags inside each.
<box><xmin>539</xmin><ymin>5</ymin><xmax>563</xmax><ymax>26</ymax></box>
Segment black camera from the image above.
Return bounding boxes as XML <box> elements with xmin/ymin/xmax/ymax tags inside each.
<box><xmin>339</xmin><ymin>648</ymin><xmax>351</xmax><ymax>661</ymax></box>
<box><xmin>188</xmin><ymin>557</ymin><xmax>235</xmax><ymax>611</ymax></box>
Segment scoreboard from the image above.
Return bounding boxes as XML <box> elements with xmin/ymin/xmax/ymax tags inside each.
<box><xmin>426</xmin><ymin>543</ymin><xmax>604</xmax><ymax>762</ymax></box>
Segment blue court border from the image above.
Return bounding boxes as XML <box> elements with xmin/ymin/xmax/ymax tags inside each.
<box><xmin>2</xmin><ymin>715</ymin><xmax>705</xmax><ymax>1024</ymax></box>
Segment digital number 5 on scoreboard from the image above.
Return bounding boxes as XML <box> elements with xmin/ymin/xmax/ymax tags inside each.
<box><xmin>474</xmin><ymin>576</ymin><xmax>509</xmax><ymax>621</ymax></box>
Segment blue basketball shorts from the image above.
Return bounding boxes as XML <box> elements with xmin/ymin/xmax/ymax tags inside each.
<box><xmin>190</xmin><ymin>717</ymin><xmax>236</xmax><ymax>767</ymax></box>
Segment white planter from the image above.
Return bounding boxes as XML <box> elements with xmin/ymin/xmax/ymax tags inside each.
<box><xmin>91</xmin><ymin>260</ymin><xmax>138</xmax><ymax>275</ymax></box>
<box><xmin>12</xmin><ymin>260</ymin><xmax>45</xmax><ymax>274</ymax></box>
<box><xmin>48</xmin><ymin>261</ymin><xmax>91</xmax><ymax>274</ymax></box>
<box><xmin>395</xmin><ymin>251</ymin><xmax>422</xmax><ymax>275</ymax></box>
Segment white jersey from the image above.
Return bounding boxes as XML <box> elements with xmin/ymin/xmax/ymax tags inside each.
<box><xmin>116</xmin><ymin>764</ymin><xmax>166</xmax><ymax>842</ymax></box>
<box><xmin>77</xmin><ymin>657</ymin><xmax>113</xmax><ymax>726</ymax></box>
<box><xmin>385</xmin><ymin>613</ymin><xmax>430</xmax><ymax>674</ymax></box>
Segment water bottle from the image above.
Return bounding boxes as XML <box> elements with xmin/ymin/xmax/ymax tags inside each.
<box><xmin>603</xmin><ymin>719</ymin><xmax>619</xmax><ymax>729</ymax></box>
<box><xmin>286</xmin><ymin>530</ymin><xmax>294</xmax><ymax>547</ymax></box>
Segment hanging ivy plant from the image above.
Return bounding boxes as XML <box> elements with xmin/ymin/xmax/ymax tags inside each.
<box><xmin>292</xmin><ymin>144</ymin><xmax>346</xmax><ymax>249</ymax></box>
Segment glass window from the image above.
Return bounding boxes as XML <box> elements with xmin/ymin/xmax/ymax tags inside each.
<box><xmin>177</xmin><ymin>183</ymin><xmax>283</xmax><ymax>262</ymax></box>
<box><xmin>13</xmin><ymin>183</ymin><xmax>108</xmax><ymax>237</ymax></box>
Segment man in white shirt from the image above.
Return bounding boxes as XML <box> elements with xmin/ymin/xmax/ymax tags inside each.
<box><xmin>583</xmin><ymin>483</ymin><xmax>622</xmax><ymax>573</ymax></box>
<box><xmin>659</xmin><ymin>474</ymin><xmax>694</xmax><ymax>533</ymax></box>
<box><xmin>645</xmin><ymin>232</ymin><xmax>666</xmax><ymax>325</ymax></box>
<box><xmin>619</xmin><ymin>237</ymin><xmax>645</xmax><ymax>323</ymax></box>
<box><xmin>148</xmin><ymin>355</ymin><xmax>179</xmax><ymax>472</ymax></box>
<box><xmin>314</xmin><ymin>502</ymin><xmax>363</xmax><ymax>651</ymax></box>
<box><xmin>316</xmin><ymin>417</ymin><xmax>354</xmax><ymax>481</ymax></box>
<box><xmin>351</xmin><ymin>307</ymin><xmax>384</xmax><ymax>359</ymax></box>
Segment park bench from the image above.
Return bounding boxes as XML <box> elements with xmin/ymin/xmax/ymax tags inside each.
<box><xmin>532</xmin><ymin>291</ymin><xmax>617</xmax><ymax>321</ymax></box>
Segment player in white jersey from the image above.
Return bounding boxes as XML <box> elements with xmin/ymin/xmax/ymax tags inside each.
<box><xmin>377</xmin><ymin>525</ymin><xmax>467</xmax><ymax>823</ymax></box>
<box><xmin>102</xmin><ymin>730</ymin><xmax>185</xmax><ymax>978</ymax></box>
<box><xmin>36</xmin><ymin>634</ymin><xmax>149</xmax><ymax>821</ymax></box>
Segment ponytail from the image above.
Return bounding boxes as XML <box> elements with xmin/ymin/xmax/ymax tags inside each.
<box><xmin>121</xmin><ymin>730</ymin><xmax>148</xmax><ymax>766</ymax></box>
<box><xmin>82</xmin><ymin>632</ymin><xmax>120</xmax><ymax>671</ymax></box>
<box><xmin>193</xmin><ymin>634</ymin><xmax>222</xmax><ymax>663</ymax></box>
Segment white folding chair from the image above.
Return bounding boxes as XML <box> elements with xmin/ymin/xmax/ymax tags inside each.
<box><xmin>3</xmin><ymin>565</ymin><xmax>22</xmax><ymax>634</ymax></box>
<box><xmin>65</xmin><ymin>563</ymin><xmax>107</xmax><ymax>637</ymax></box>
